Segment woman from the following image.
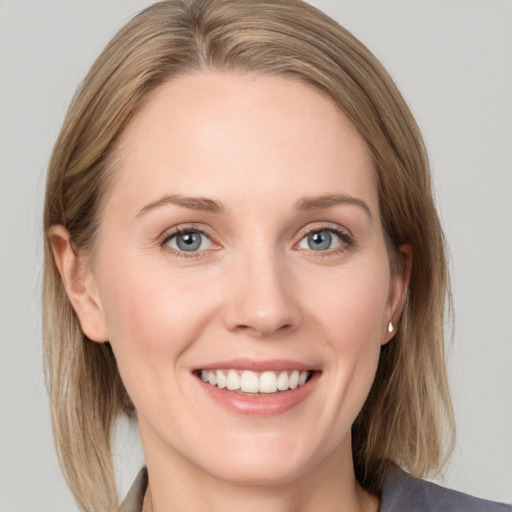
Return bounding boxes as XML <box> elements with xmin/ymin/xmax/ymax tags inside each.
<box><xmin>42</xmin><ymin>1</ymin><xmax>510</xmax><ymax>511</ymax></box>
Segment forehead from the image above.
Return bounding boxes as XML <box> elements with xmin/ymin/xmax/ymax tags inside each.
<box><xmin>108</xmin><ymin>71</ymin><xmax>377</xmax><ymax>215</ymax></box>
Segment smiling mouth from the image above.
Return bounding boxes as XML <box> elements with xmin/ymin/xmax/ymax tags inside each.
<box><xmin>194</xmin><ymin>369</ymin><xmax>313</xmax><ymax>394</ymax></box>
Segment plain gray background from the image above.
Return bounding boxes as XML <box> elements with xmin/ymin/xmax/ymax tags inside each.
<box><xmin>0</xmin><ymin>0</ymin><xmax>511</xmax><ymax>510</ymax></box>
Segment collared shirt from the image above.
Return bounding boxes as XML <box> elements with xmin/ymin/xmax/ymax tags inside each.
<box><xmin>120</xmin><ymin>467</ymin><xmax>511</xmax><ymax>512</ymax></box>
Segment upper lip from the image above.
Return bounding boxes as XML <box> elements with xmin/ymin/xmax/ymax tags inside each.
<box><xmin>195</xmin><ymin>358</ymin><xmax>318</xmax><ymax>372</ymax></box>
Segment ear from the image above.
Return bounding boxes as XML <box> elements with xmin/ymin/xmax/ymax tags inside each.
<box><xmin>383</xmin><ymin>243</ymin><xmax>412</xmax><ymax>345</ymax></box>
<box><xmin>48</xmin><ymin>225</ymin><xmax>109</xmax><ymax>343</ymax></box>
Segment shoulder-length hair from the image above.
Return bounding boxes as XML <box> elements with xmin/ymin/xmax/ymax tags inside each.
<box><xmin>43</xmin><ymin>1</ymin><xmax>454</xmax><ymax>510</ymax></box>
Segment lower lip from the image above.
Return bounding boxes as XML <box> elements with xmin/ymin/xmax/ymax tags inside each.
<box><xmin>194</xmin><ymin>372</ymin><xmax>320</xmax><ymax>417</ymax></box>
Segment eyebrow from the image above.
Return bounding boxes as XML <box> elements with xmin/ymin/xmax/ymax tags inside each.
<box><xmin>295</xmin><ymin>194</ymin><xmax>372</xmax><ymax>220</ymax></box>
<box><xmin>136</xmin><ymin>194</ymin><xmax>225</xmax><ymax>217</ymax></box>
<box><xmin>136</xmin><ymin>192</ymin><xmax>371</xmax><ymax>219</ymax></box>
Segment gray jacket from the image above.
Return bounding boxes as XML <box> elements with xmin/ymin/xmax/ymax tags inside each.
<box><xmin>120</xmin><ymin>467</ymin><xmax>511</xmax><ymax>512</ymax></box>
<box><xmin>380</xmin><ymin>469</ymin><xmax>511</xmax><ymax>512</ymax></box>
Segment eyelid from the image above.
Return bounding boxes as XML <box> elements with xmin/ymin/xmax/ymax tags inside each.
<box><xmin>293</xmin><ymin>222</ymin><xmax>355</xmax><ymax>252</ymax></box>
<box><xmin>295</xmin><ymin>222</ymin><xmax>354</xmax><ymax>241</ymax></box>
<box><xmin>158</xmin><ymin>224</ymin><xmax>221</xmax><ymax>256</ymax></box>
<box><xmin>157</xmin><ymin>221</ymin><xmax>355</xmax><ymax>257</ymax></box>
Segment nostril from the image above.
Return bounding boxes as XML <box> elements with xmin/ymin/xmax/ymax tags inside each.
<box><xmin>233</xmin><ymin>322</ymin><xmax>293</xmax><ymax>337</ymax></box>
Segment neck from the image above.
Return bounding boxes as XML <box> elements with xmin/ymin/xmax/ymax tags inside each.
<box><xmin>144</xmin><ymin>483</ymin><xmax>377</xmax><ymax>512</ymax></box>
<box><xmin>141</xmin><ymin>437</ymin><xmax>379</xmax><ymax>512</ymax></box>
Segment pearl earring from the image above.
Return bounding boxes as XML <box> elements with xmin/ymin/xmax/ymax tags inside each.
<box><xmin>387</xmin><ymin>322</ymin><xmax>394</xmax><ymax>333</ymax></box>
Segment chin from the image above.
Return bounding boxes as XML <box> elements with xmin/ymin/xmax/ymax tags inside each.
<box><xmin>204</xmin><ymin>456</ymin><xmax>310</xmax><ymax>487</ymax></box>
<box><xmin>184</xmin><ymin>430</ymin><xmax>331</xmax><ymax>487</ymax></box>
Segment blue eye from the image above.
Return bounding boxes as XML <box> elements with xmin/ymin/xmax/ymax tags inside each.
<box><xmin>166</xmin><ymin>231</ymin><xmax>213</xmax><ymax>252</ymax></box>
<box><xmin>298</xmin><ymin>229</ymin><xmax>343</xmax><ymax>251</ymax></box>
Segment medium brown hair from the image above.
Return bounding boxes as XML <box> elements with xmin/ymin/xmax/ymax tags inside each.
<box><xmin>43</xmin><ymin>1</ymin><xmax>454</xmax><ymax>510</ymax></box>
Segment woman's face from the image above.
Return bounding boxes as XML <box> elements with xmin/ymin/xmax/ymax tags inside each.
<box><xmin>74</xmin><ymin>73</ymin><xmax>408</xmax><ymax>485</ymax></box>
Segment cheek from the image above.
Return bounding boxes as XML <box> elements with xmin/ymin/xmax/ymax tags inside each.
<box><xmin>100</xmin><ymin>259</ymin><xmax>202</xmax><ymax>345</ymax></box>
<box><xmin>95</xmin><ymin>260</ymin><xmax>218</xmax><ymax>422</ymax></box>
<box><xmin>310</xmin><ymin>261</ymin><xmax>391</xmax><ymax>344</ymax></box>
<box><xmin>95</xmin><ymin>257</ymin><xmax>208</xmax><ymax>386</ymax></box>
<box><xmin>309</xmin><ymin>260</ymin><xmax>390</xmax><ymax>399</ymax></box>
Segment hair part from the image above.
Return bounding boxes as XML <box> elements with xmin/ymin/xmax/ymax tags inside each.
<box><xmin>43</xmin><ymin>1</ymin><xmax>454</xmax><ymax>509</ymax></box>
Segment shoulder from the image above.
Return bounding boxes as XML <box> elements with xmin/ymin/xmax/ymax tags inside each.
<box><xmin>380</xmin><ymin>468</ymin><xmax>511</xmax><ymax>512</ymax></box>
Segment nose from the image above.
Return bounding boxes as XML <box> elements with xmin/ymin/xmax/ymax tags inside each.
<box><xmin>222</xmin><ymin>250</ymin><xmax>302</xmax><ymax>338</ymax></box>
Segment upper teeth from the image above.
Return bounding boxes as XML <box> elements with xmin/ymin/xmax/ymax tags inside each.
<box><xmin>200</xmin><ymin>369</ymin><xmax>309</xmax><ymax>393</ymax></box>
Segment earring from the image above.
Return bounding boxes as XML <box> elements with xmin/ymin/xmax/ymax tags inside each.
<box><xmin>387</xmin><ymin>321</ymin><xmax>394</xmax><ymax>333</ymax></box>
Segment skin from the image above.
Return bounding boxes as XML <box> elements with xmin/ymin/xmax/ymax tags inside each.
<box><xmin>51</xmin><ymin>72</ymin><xmax>411</xmax><ymax>512</ymax></box>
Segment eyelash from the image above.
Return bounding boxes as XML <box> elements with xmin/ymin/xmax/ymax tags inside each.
<box><xmin>294</xmin><ymin>223</ymin><xmax>355</xmax><ymax>256</ymax></box>
<box><xmin>159</xmin><ymin>223</ymin><xmax>355</xmax><ymax>258</ymax></box>
<box><xmin>159</xmin><ymin>225</ymin><xmax>218</xmax><ymax>259</ymax></box>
